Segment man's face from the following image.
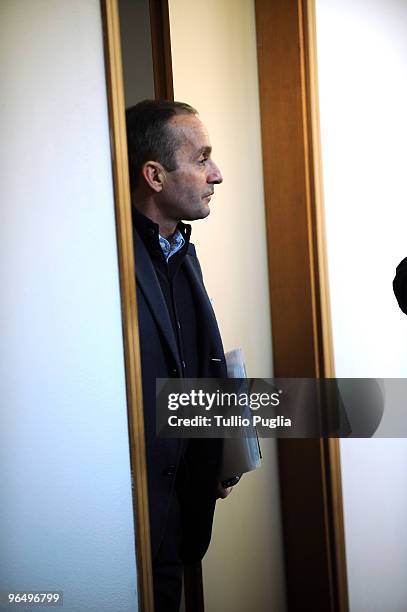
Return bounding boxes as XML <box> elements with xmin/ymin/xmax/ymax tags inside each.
<box><xmin>159</xmin><ymin>114</ymin><xmax>223</xmax><ymax>222</ymax></box>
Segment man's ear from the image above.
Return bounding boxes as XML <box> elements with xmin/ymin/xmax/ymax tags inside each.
<box><xmin>141</xmin><ymin>161</ymin><xmax>166</xmax><ymax>193</ymax></box>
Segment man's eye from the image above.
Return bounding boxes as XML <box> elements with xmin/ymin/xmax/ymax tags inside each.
<box><xmin>199</xmin><ymin>157</ymin><xmax>208</xmax><ymax>165</ymax></box>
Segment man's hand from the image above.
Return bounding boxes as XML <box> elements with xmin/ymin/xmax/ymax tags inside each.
<box><xmin>217</xmin><ymin>482</ymin><xmax>233</xmax><ymax>499</ymax></box>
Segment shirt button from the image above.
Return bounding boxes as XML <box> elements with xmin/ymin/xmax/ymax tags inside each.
<box><xmin>163</xmin><ymin>465</ymin><xmax>176</xmax><ymax>477</ymax></box>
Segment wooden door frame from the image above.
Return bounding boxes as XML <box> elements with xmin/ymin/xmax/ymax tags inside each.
<box><xmin>149</xmin><ymin>0</ymin><xmax>174</xmax><ymax>100</ymax></box>
<box><xmin>255</xmin><ymin>1</ymin><xmax>348</xmax><ymax>610</ymax></box>
<box><xmin>101</xmin><ymin>2</ymin><xmax>177</xmax><ymax>610</ymax></box>
<box><xmin>101</xmin><ymin>0</ymin><xmax>349</xmax><ymax>610</ymax></box>
<box><xmin>101</xmin><ymin>1</ymin><xmax>157</xmax><ymax>610</ymax></box>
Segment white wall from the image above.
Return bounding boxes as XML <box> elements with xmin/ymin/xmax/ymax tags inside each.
<box><xmin>169</xmin><ymin>0</ymin><xmax>273</xmax><ymax>379</ymax></box>
<box><xmin>315</xmin><ymin>0</ymin><xmax>407</xmax><ymax>379</ymax></box>
<box><xmin>169</xmin><ymin>1</ymin><xmax>285</xmax><ymax>611</ymax></box>
<box><xmin>0</xmin><ymin>2</ymin><xmax>138</xmax><ymax>610</ymax></box>
<box><xmin>315</xmin><ymin>1</ymin><xmax>407</xmax><ymax>610</ymax></box>
<box><xmin>340</xmin><ymin>438</ymin><xmax>407</xmax><ymax>612</ymax></box>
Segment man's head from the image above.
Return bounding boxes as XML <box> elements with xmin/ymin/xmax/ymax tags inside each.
<box><xmin>126</xmin><ymin>100</ymin><xmax>222</xmax><ymax>228</ymax></box>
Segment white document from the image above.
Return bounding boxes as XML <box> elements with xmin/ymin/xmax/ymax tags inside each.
<box><xmin>220</xmin><ymin>348</ymin><xmax>262</xmax><ymax>482</ymax></box>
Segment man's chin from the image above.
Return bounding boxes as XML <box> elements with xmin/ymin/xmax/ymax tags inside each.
<box><xmin>183</xmin><ymin>206</ymin><xmax>211</xmax><ymax>222</ymax></box>
<box><xmin>200</xmin><ymin>205</ymin><xmax>211</xmax><ymax>219</ymax></box>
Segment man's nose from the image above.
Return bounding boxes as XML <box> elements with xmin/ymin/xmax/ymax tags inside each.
<box><xmin>208</xmin><ymin>160</ymin><xmax>223</xmax><ymax>184</ymax></box>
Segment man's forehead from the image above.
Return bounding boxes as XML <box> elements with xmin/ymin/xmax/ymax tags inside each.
<box><xmin>169</xmin><ymin>114</ymin><xmax>211</xmax><ymax>151</ymax></box>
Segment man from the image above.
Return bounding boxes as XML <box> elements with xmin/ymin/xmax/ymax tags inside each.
<box><xmin>126</xmin><ymin>100</ymin><xmax>231</xmax><ymax>611</ymax></box>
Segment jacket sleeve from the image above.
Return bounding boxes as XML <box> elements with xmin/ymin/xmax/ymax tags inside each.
<box><xmin>393</xmin><ymin>257</ymin><xmax>407</xmax><ymax>314</ymax></box>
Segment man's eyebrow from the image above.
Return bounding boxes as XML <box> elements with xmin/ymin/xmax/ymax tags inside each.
<box><xmin>197</xmin><ymin>146</ymin><xmax>212</xmax><ymax>156</ymax></box>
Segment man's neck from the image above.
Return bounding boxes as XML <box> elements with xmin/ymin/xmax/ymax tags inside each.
<box><xmin>133</xmin><ymin>201</ymin><xmax>177</xmax><ymax>239</ymax></box>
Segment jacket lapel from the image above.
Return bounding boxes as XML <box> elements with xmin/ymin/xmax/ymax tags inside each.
<box><xmin>133</xmin><ymin>228</ymin><xmax>181</xmax><ymax>368</ymax></box>
<box><xmin>184</xmin><ymin>248</ymin><xmax>225</xmax><ymax>355</ymax></box>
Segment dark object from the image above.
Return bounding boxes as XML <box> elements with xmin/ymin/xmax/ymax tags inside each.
<box><xmin>184</xmin><ymin>562</ymin><xmax>204</xmax><ymax>612</ymax></box>
<box><xmin>393</xmin><ymin>257</ymin><xmax>407</xmax><ymax>313</ymax></box>
<box><xmin>221</xmin><ymin>475</ymin><xmax>241</xmax><ymax>488</ymax></box>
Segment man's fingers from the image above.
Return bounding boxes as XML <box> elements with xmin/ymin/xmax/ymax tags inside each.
<box><xmin>217</xmin><ymin>483</ymin><xmax>233</xmax><ymax>499</ymax></box>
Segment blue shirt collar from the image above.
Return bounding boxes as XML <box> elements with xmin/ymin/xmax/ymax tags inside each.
<box><xmin>159</xmin><ymin>229</ymin><xmax>186</xmax><ymax>261</ymax></box>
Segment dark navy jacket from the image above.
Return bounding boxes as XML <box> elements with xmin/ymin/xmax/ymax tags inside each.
<box><xmin>133</xmin><ymin>225</ymin><xmax>227</xmax><ymax>562</ymax></box>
